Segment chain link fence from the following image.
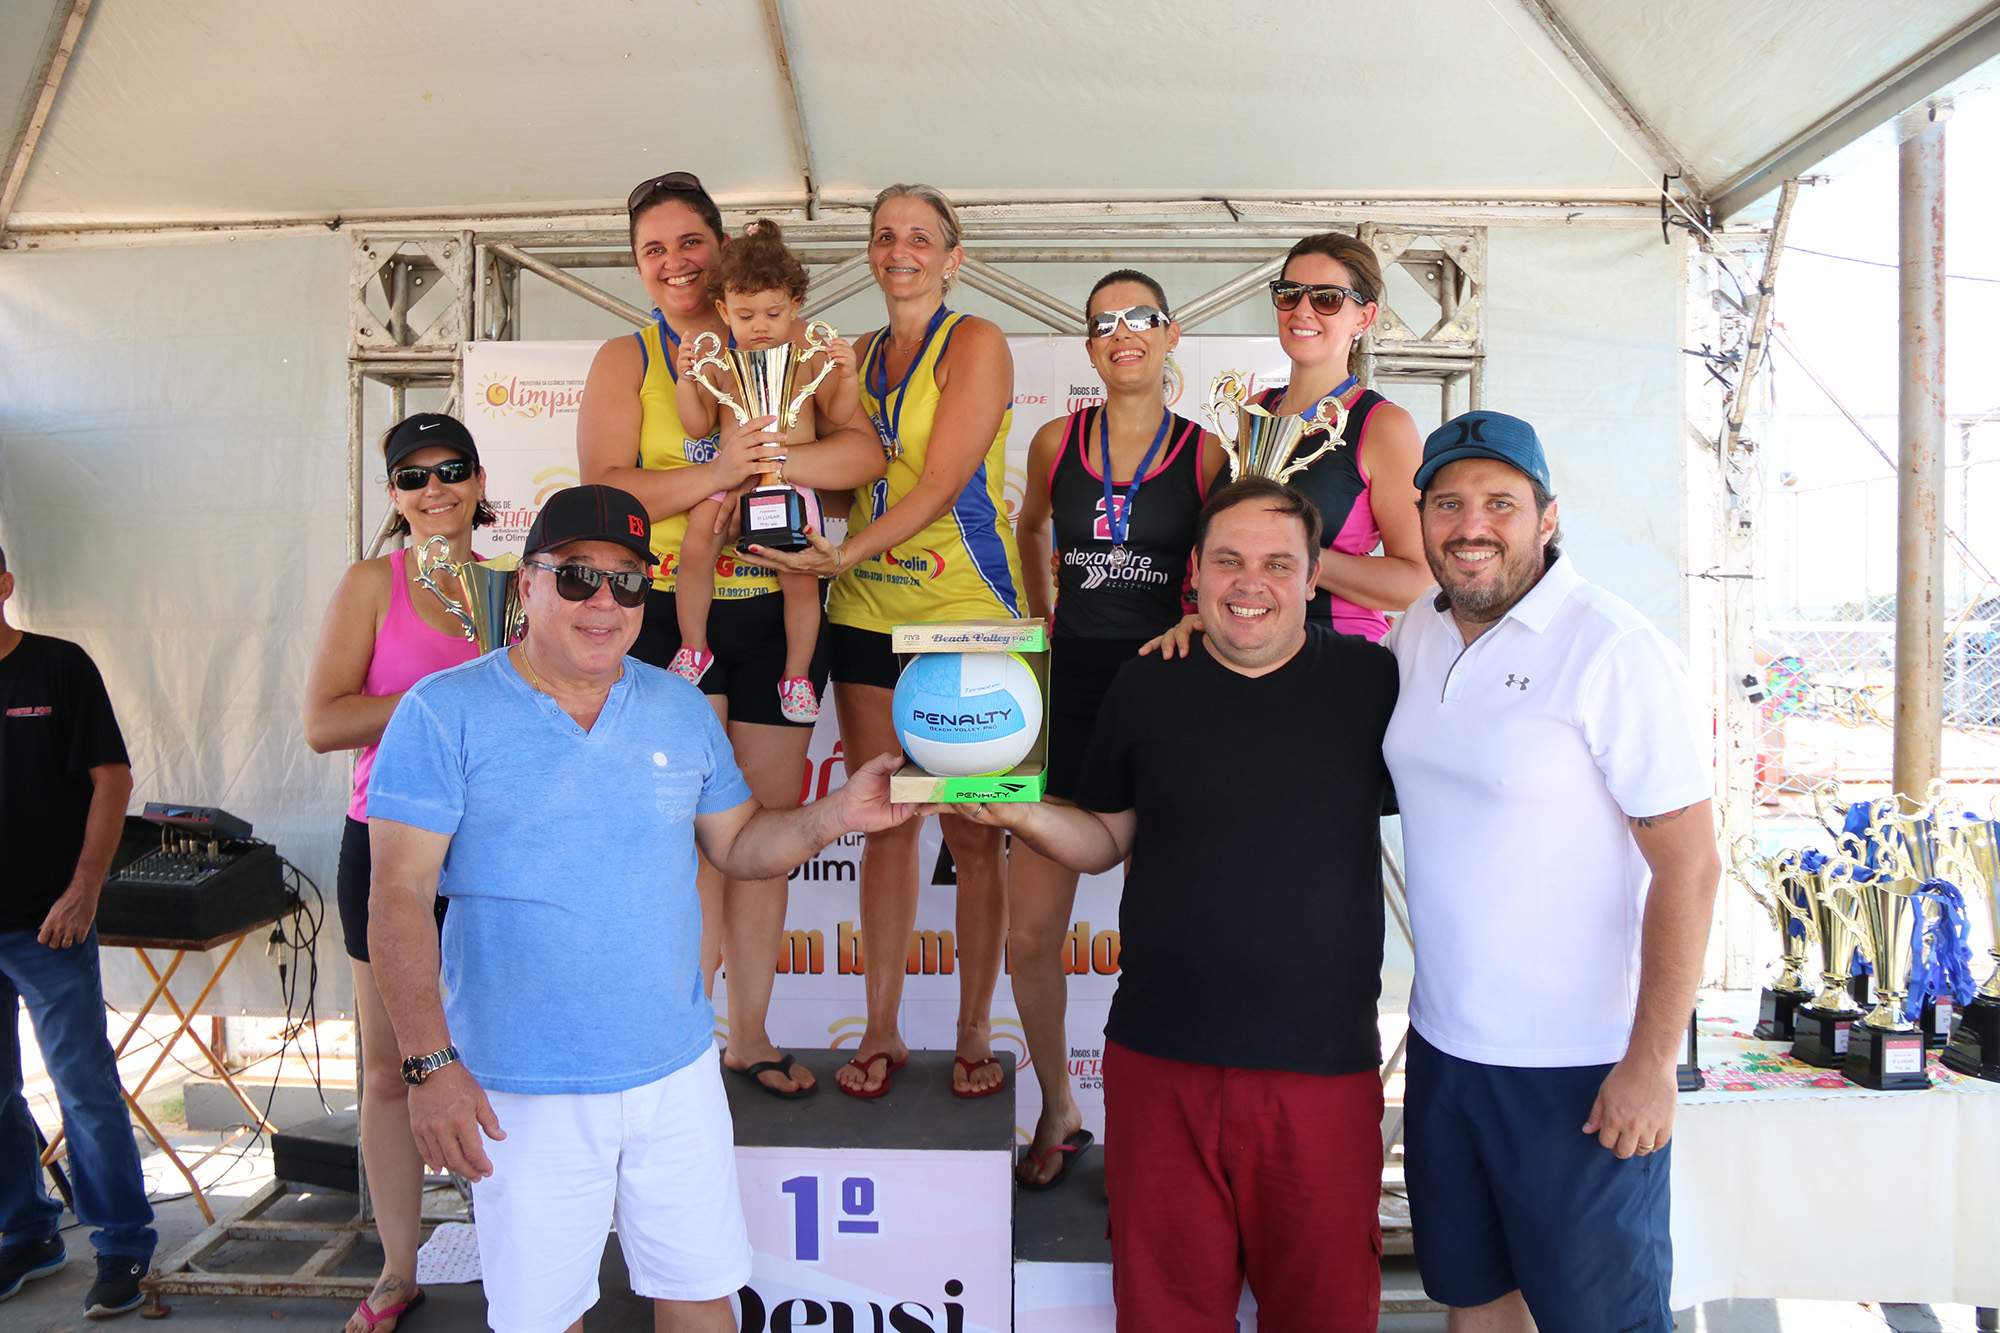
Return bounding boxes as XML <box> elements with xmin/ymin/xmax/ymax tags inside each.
<box><xmin>1755</xmin><ymin>613</ymin><xmax>2000</xmax><ymax>798</ymax></box>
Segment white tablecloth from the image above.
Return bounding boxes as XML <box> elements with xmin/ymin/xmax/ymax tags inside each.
<box><xmin>1670</xmin><ymin>991</ymin><xmax>2000</xmax><ymax>1307</ymax></box>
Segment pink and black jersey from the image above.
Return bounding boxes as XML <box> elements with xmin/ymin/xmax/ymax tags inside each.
<box><xmin>1048</xmin><ymin>406</ymin><xmax>1207</xmax><ymax>641</ymax></box>
<box><xmin>1256</xmin><ymin>386</ymin><xmax>1392</xmax><ymax>641</ymax></box>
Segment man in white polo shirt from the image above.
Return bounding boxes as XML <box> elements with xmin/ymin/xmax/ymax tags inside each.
<box><xmin>1383</xmin><ymin>412</ymin><xmax>1719</xmax><ymax>1333</ymax></box>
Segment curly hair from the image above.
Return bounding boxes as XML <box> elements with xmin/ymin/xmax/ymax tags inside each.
<box><xmin>705</xmin><ymin>218</ymin><xmax>808</xmax><ymax>304</ymax></box>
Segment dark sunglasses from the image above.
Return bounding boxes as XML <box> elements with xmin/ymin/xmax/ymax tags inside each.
<box><xmin>1269</xmin><ymin>280</ymin><xmax>1371</xmax><ymax>315</ymax></box>
<box><xmin>390</xmin><ymin>459</ymin><xmax>477</xmax><ymax>490</ymax></box>
<box><xmin>627</xmin><ymin>171</ymin><xmax>709</xmax><ymax>214</ymax></box>
<box><xmin>1087</xmin><ymin>305</ymin><xmax>1172</xmax><ymax>338</ymax></box>
<box><xmin>523</xmin><ymin>560</ymin><xmax>650</xmax><ymax>607</ymax></box>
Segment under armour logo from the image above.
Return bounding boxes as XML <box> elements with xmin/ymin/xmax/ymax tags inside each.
<box><xmin>1504</xmin><ymin>674</ymin><xmax>1529</xmax><ymax>690</ymax></box>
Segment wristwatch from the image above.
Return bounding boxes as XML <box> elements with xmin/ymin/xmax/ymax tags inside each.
<box><xmin>401</xmin><ymin>1045</ymin><xmax>460</xmax><ymax>1086</ymax></box>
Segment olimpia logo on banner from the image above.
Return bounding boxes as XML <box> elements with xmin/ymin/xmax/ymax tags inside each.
<box><xmin>473</xmin><ymin>372</ymin><xmax>586</xmax><ymax>418</ymax></box>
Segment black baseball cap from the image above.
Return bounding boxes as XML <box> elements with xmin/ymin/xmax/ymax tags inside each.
<box><xmin>524</xmin><ymin>485</ymin><xmax>655</xmax><ymax>568</ymax></box>
<box><xmin>384</xmin><ymin>413</ymin><xmax>481</xmax><ymax>469</ymax></box>
<box><xmin>1414</xmin><ymin>411</ymin><xmax>1552</xmax><ymax>492</ymax></box>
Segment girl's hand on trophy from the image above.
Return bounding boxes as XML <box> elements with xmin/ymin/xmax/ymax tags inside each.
<box><xmin>713</xmin><ymin>414</ymin><xmax>788</xmax><ymax>490</ymax></box>
<box><xmin>737</xmin><ymin>530</ymin><xmax>845</xmax><ymax>578</ymax></box>
<box><xmin>1138</xmin><ymin>613</ymin><xmax>1203</xmax><ymax>660</ymax></box>
<box><xmin>826</xmin><ymin>337</ymin><xmax>859</xmax><ymax>380</ymax></box>
<box><xmin>674</xmin><ymin>338</ymin><xmax>701</xmax><ymax>379</ymax></box>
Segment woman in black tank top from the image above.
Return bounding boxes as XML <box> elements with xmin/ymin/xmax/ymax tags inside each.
<box><xmin>1261</xmin><ymin>233</ymin><xmax>1428</xmax><ymax>633</ymax></box>
<box><xmin>1010</xmin><ymin>270</ymin><xmax>1225</xmax><ymax>1188</ymax></box>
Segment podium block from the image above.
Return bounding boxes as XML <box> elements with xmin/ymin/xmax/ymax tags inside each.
<box><xmin>726</xmin><ymin>1050</ymin><xmax>1015</xmax><ymax>1332</ymax></box>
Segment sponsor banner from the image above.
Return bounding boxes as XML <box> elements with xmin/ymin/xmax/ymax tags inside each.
<box><xmin>462</xmin><ymin>340</ymin><xmax>595</xmax><ymax>552</ymax></box>
<box><xmin>734</xmin><ymin>1146</ymin><xmax>1011</xmax><ymax>1333</ymax></box>
<box><xmin>463</xmin><ymin>334</ymin><xmax>1292</xmax><ymax>1143</ymax></box>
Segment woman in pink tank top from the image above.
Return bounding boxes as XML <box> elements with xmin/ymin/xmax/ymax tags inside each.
<box><xmin>303</xmin><ymin>413</ymin><xmax>489</xmax><ymax>1333</ymax></box>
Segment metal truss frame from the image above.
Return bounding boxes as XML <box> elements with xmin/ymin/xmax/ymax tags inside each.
<box><xmin>345</xmin><ymin>212</ymin><xmax>1497</xmax><ymax>558</ymax></box>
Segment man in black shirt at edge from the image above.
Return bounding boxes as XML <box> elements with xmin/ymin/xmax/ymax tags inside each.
<box><xmin>947</xmin><ymin>478</ymin><xmax>1397</xmax><ymax>1333</ymax></box>
<box><xmin>0</xmin><ymin>545</ymin><xmax>156</xmax><ymax>1318</ymax></box>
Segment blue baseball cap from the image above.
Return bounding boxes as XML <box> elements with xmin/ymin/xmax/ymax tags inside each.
<box><xmin>1414</xmin><ymin>411</ymin><xmax>1551</xmax><ymax>492</ymax></box>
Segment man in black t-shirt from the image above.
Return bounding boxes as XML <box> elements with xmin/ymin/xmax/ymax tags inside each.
<box><xmin>954</xmin><ymin>479</ymin><xmax>1397</xmax><ymax>1332</ymax></box>
<box><xmin>0</xmin><ymin>546</ymin><xmax>156</xmax><ymax>1318</ymax></box>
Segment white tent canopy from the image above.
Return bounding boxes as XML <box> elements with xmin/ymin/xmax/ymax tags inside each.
<box><xmin>0</xmin><ymin>3</ymin><xmax>1992</xmax><ymax>1020</ymax></box>
<box><xmin>4</xmin><ymin>0</ymin><xmax>1998</xmax><ymax>238</ymax></box>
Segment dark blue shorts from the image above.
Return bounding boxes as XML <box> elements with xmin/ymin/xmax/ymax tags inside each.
<box><xmin>1404</xmin><ymin>1028</ymin><xmax>1672</xmax><ymax>1333</ymax></box>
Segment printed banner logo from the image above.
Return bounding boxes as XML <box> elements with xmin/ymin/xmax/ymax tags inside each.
<box><xmin>474</xmin><ymin>372</ymin><xmax>586</xmax><ymax>419</ymax></box>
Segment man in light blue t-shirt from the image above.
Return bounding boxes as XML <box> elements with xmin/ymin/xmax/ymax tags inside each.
<box><xmin>366</xmin><ymin>485</ymin><xmax>915</xmax><ymax>1333</ymax></box>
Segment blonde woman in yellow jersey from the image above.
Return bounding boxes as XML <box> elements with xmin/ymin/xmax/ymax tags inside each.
<box><xmin>578</xmin><ymin>173</ymin><xmax>886</xmax><ymax>1102</ymax></box>
<box><xmin>743</xmin><ymin>184</ymin><xmax>1022</xmax><ymax>1101</ymax></box>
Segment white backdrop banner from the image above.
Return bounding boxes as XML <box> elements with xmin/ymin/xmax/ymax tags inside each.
<box><xmin>461</xmin><ymin>334</ymin><xmax>1293</xmax><ymax>1144</ymax></box>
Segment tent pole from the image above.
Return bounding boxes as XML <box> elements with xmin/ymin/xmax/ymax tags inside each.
<box><xmin>0</xmin><ymin>0</ymin><xmax>94</xmax><ymax>243</ymax></box>
<box><xmin>1893</xmin><ymin>101</ymin><xmax>1949</xmax><ymax>799</ymax></box>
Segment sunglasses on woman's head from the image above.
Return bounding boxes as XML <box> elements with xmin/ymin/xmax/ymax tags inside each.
<box><xmin>1088</xmin><ymin>305</ymin><xmax>1172</xmax><ymax>338</ymax></box>
<box><xmin>1269</xmin><ymin>280</ymin><xmax>1371</xmax><ymax>315</ymax></box>
<box><xmin>390</xmin><ymin>459</ymin><xmax>477</xmax><ymax>490</ymax></box>
<box><xmin>523</xmin><ymin>560</ymin><xmax>651</xmax><ymax>608</ymax></box>
<box><xmin>627</xmin><ymin>172</ymin><xmax>709</xmax><ymax>214</ymax></box>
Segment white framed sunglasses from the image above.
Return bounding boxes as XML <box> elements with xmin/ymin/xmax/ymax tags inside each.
<box><xmin>1087</xmin><ymin>304</ymin><xmax>1173</xmax><ymax>338</ymax></box>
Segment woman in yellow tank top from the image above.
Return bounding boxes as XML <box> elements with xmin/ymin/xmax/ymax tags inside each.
<box><xmin>578</xmin><ymin>173</ymin><xmax>885</xmax><ymax>1102</ymax></box>
<box><xmin>743</xmin><ymin>184</ymin><xmax>1022</xmax><ymax>1101</ymax></box>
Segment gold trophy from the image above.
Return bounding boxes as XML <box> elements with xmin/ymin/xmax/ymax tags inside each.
<box><xmin>1938</xmin><ymin>798</ymin><xmax>2000</xmax><ymax>1080</ymax></box>
<box><xmin>1728</xmin><ymin>836</ymin><xmax>1817</xmax><ymax>1040</ymax></box>
<box><xmin>414</xmin><ymin>536</ymin><xmax>523</xmax><ymax>654</ymax></box>
<box><xmin>1789</xmin><ymin>853</ymin><xmax>1867</xmax><ymax>1068</ymax></box>
<box><xmin>687</xmin><ymin>323</ymin><xmax>838</xmax><ymax>555</ymax></box>
<box><xmin>1206</xmin><ymin>370</ymin><xmax>1345</xmax><ymax>483</ymax></box>
<box><xmin>1835</xmin><ymin>804</ymin><xmax>1936</xmax><ymax>1090</ymax></box>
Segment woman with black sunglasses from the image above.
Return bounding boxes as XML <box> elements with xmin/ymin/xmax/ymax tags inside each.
<box><xmin>304</xmin><ymin>413</ymin><xmax>491</xmax><ymax>1333</ymax></box>
<box><xmin>576</xmin><ymin>173</ymin><xmax>887</xmax><ymax>1104</ymax></box>
<box><xmin>1178</xmin><ymin>234</ymin><xmax>1429</xmax><ymax>647</ymax></box>
<box><xmin>1009</xmin><ymin>269</ymin><xmax>1224</xmax><ymax>1188</ymax></box>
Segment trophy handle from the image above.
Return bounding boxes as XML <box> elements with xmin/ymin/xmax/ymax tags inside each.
<box><xmin>1810</xmin><ymin>779</ymin><xmax>1847</xmax><ymax>836</ymax></box>
<box><xmin>1272</xmin><ymin>396</ymin><xmax>1350</xmax><ymax>484</ymax></box>
<box><xmin>1207</xmin><ymin>370</ymin><xmax>1249</xmax><ymax>477</ymax></box>
<box><xmin>413</xmin><ymin>535</ymin><xmax>477</xmax><ymax>643</ymax></box>
<box><xmin>784</xmin><ymin>321</ymin><xmax>841</xmax><ymax>428</ymax></box>
<box><xmin>688</xmin><ymin>331</ymin><xmax>753</xmax><ymax>424</ymax></box>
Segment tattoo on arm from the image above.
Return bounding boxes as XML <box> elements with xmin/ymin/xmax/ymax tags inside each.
<box><xmin>1630</xmin><ymin>806</ymin><xmax>1691</xmax><ymax>829</ymax></box>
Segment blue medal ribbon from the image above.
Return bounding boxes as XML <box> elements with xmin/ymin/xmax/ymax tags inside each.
<box><xmin>863</xmin><ymin>306</ymin><xmax>950</xmax><ymax>457</ymax></box>
<box><xmin>1099</xmin><ymin>406</ymin><xmax>1173</xmax><ymax>554</ymax></box>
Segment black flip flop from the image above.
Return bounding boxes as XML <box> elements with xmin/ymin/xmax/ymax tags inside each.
<box><xmin>725</xmin><ymin>1053</ymin><xmax>817</xmax><ymax>1100</ymax></box>
<box><xmin>1016</xmin><ymin>1129</ymin><xmax>1094</xmax><ymax>1192</ymax></box>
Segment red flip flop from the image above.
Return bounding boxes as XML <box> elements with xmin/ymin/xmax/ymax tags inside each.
<box><xmin>353</xmin><ymin>1289</ymin><xmax>425</xmax><ymax>1332</ymax></box>
<box><xmin>952</xmin><ymin>1055</ymin><xmax>1006</xmax><ymax>1099</ymax></box>
<box><xmin>1017</xmin><ymin>1129</ymin><xmax>1094</xmax><ymax>1192</ymax></box>
<box><xmin>837</xmin><ymin>1051</ymin><xmax>907</xmax><ymax>1099</ymax></box>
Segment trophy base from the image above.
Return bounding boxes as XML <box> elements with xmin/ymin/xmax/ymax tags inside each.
<box><xmin>1753</xmin><ymin>987</ymin><xmax>1813</xmax><ymax>1041</ymax></box>
<box><xmin>1790</xmin><ymin>1008</ymin><xmax>1857</xmax><ymax>1067</ymax></box>
<box><xmin>736</xmin><ymin>486</ymin><xmax>813</xmax><ymax>555</ymax></box>
<box><xmin>1920</xmin><ymin>996</ymin><xmax>1957</xmax><ymax>1050</ymax></box>
<box><xmin>734</xmin><ymin>525</ymin><xmax>812</xmax><ymax>556</ymax></box>
<box><xmin>1940</xmin><ymin>996</ymin><xmax>2000</xmax><ymax>1082</ymax></box>
<box><xmin>1841</xmin><ymin>1023</ymin><xmax>1930</xmax><ymax>1091</ymax></box>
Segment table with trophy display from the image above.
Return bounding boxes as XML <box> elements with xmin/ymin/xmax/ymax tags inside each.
<box><xmin>1665</xmin><ymin>785</ymin><xmax>2000</xmax><ymax>1310</ymax></box>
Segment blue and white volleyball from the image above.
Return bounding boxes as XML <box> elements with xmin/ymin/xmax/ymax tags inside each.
<box><xmin>893</xmin><ymin>652</ymin><xmax>1043</xmax><ymax>777</ymax></box>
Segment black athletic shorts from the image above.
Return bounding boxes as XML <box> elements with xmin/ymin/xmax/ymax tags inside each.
<box><xmin>1045</xmin><ymin>634</ymin><xmax>1148</xmax><ymax>800</ymax></box>
<box><xmin>826</xmin><ymin>624</ymin><xmax>902</xmax><ymax>690</ymax></box>
<box><xmin>336</xmin><ymin>815</ymin><xmax>446</xmax><ymax>963</ymax></box>
<box><xmin>629</xmin><ymin>586</ymin><xmax>831</xmax><ymax>728</ymax></box>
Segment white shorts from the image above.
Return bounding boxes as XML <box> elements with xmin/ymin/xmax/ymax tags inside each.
<box><xmin>471</xmin><ymin>1051</ymin><xmax>751</xmax><ymax>1333</ymax></box>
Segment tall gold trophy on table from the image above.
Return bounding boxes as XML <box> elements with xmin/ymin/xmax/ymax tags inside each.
<box><xmin>1939</xmin><ymin>798</ymin><xmax>2000</xmax><ymax>1081</ymax></box>
<box><xmin>1728</xmin><ymin>837</ymin><xmax>1817</xmax><ymax>1040</ymax></box>
<box><xmin>1833</xmin><ymin>805</ymin><xmax>1936</xmax><ymax>1090</ymax></box>
<box><xmin>1788</xmin><ymin>852</ymin><xmax>1867</xmax><ymax>1068</ymax></box>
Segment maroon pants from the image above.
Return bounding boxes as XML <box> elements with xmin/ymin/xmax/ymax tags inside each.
<box><xmin>1103</xmin><ymin>1041</ymin><xmax>1383</xmax><ymax>1332</ymax></box>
